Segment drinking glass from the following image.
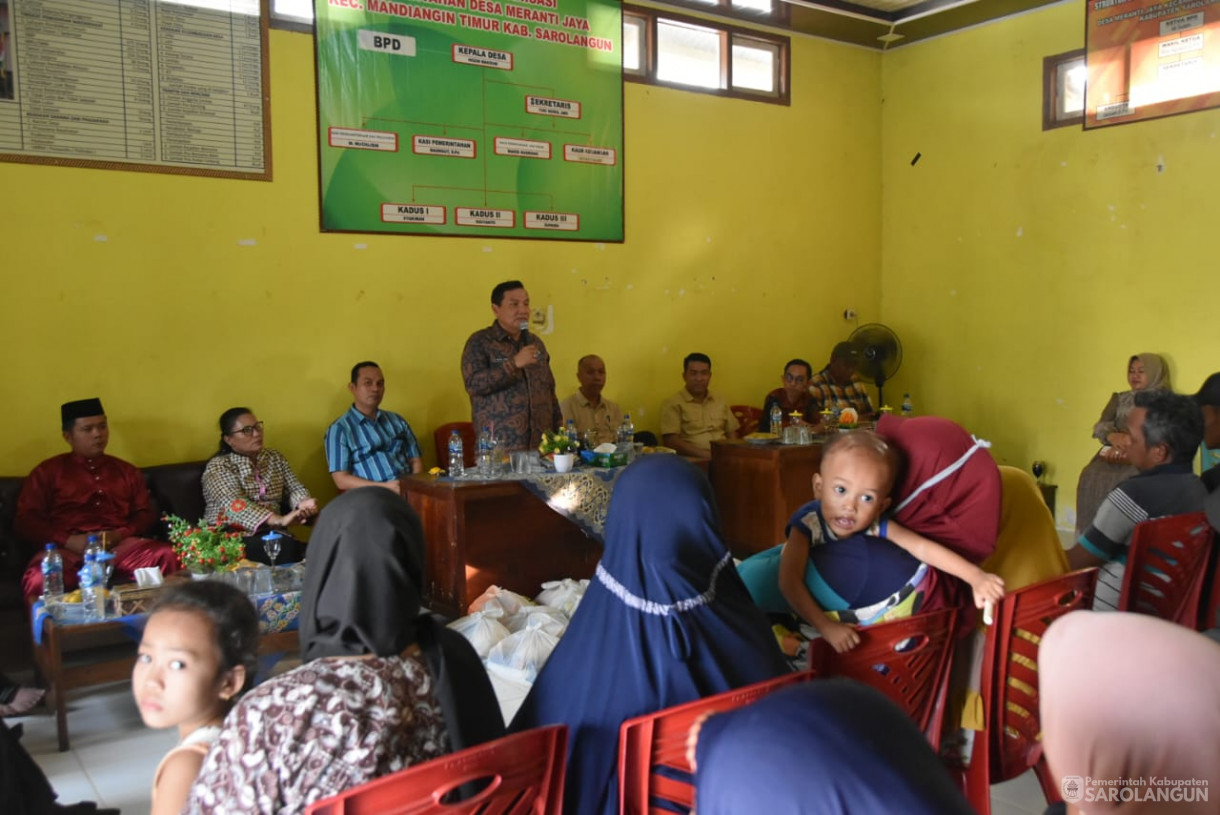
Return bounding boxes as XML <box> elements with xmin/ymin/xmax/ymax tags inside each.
<box><xmin>262</xmin><ymin>531</ymin><xmax>283</xmax><ymax>567</ymax></box>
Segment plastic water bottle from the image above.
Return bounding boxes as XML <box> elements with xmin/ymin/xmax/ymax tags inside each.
<box><xmin>477</xmin><ymin>426</ymin><xmax>493</xmax><ymax>478</ymax></box>
<box><xmin>80</xmin><ymin>555</ymin><xmax>103</xmax><ymax>622</ymax></box>
<box><xmin>565</xmin><ymin>419</ymin><xmax>579</xmax><ymax>448</ymax></box>
<box><xmin>617</xmin><ymin>413</ymin><xmax>635</xmax><ymax>446</ymax></box>
<box><xmin>901</xmin><ymin>393</ymin><xmax>914</xmax><ymax>417</ymax></box>
<box><xmin>84</xmin><ymin>534</ymin><xmax>102</xmax><ymax>563</ymax></box>
<box><xmin>447</xmin><ymin>429</ymin><xmax>465</xmax><ymax>477</ymax></box>
<box><xmin>769</xmin><ymin>402</ymin><xmax>784</xmax><ymax>433</ymax></box>
<box><xmin>41</xmin><ymin>544</ymin><xmax>64</xmax><ymax>607</ymax></box>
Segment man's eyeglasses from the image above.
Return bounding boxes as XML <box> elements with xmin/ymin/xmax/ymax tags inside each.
<box><xmin>229</xmin><ymin>422</ymin><xmax>265</xmax><ymax>437</ymax></box>
<box><xmin>783</xmin><ymin>374</ymin><xmax>808</xmax><ymax>383</ymax></box>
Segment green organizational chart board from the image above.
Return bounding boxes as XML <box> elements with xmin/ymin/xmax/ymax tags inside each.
<box><xmin>315</xmin><ymin>0</ymin><xmax>623</xmax><ymax>240</ymax></box>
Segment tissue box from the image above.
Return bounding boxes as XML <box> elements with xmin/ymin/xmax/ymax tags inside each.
<box><xmin>113</xmin><ymin>583</ymin><xmax>162</xmax><ymax>616</ymax></box>
<box><xmin>579</xmin><ymin>450</ymin><xmax>628</xmax><ymax>468</ymax></box>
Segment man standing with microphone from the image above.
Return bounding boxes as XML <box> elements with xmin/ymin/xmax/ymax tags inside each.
<box><xmin>462</xmin><ymin>280</ymin><xmax>563</xmax><ymax>450</ymax></box>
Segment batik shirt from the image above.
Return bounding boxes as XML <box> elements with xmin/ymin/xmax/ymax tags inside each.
<box><xmin>202</xmin><ymin>449</ymin><xmax>312</xmax><ymax>532</ymax></box>
<box><xmin>461</xmin><ymin>321</ymin><xmax>562</xmax><ymax>451</ymax></box>
<box><xmin>185</xmin><ymin>653</ymin><xmax>449</xmax><ymax>814</ymax></box>
<box><xmin>808</xmin><ymin>368</ymin><xmax>874</xmax><ymax>416</ymax></box>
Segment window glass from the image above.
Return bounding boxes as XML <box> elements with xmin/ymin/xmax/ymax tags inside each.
<box><xmin>731</xmin><ymin>38</ymin><xmax>776</xmax><ymax>93</ymax></box>
<box><xmin>1058</xmin><ymin>58</ymin><xmax>1087</xmax><ymax>118</ymax></box>
<box><xmin>273</xmin><ymin>0</ymin><xmax>314</xmax><ymax>23</ymax></box>
<box><xmin>623</xmin><ymin>15</ymin><xmax>646</xmax><ymax>74</ymax></box>
<box><xmin>732</xmin><ymin>0</ymin><xmax>773</xmax><ymax>13</ymax></box>
<box><xmin>657</xmin><ymin>19</ymin><xmax>722</xmax><ymax>90</ymax></box>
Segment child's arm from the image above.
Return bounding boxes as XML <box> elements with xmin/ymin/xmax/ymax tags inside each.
<box><xmin>151</xmin><ymin>749</ymin><xmax>206</xmax><ymax>815</ymax></box>
<box><xmin>777</xmin><ymin>528</ymin><xmax>860</xmax><ymax>653</ymax></box>
<box><xmin>885</xmin><ymin>521</ymin><xmax>1005</xmax><ymax>608</ymax></box>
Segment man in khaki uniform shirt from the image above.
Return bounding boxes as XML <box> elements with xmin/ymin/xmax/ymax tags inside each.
<box><xmin>660</xmin><ymin>353</ymin><xmax>740</xmax><ymax>460</ymax></box>
<box><xmin>560</xmin><ymin>354</ymin><xmax>624</xmax><ymax>445</ymax></box>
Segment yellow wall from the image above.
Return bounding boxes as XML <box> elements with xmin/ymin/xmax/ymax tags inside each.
<box><xmin>880</xmin><ymin>0</ymin><xmax>1220</xmax><ymax>529</ymax></box>
<box><xmin>0</xmin><ymin>26</ymin><xmax>882</xmax><ymax>500</ymax></box>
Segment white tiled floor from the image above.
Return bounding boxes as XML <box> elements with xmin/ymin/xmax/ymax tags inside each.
<box><xmin>17</xmin><ymin>678</ymin><xmax>1047</xmax><ymax>813</ymax></box>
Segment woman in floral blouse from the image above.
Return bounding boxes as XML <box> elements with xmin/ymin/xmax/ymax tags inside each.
<box><xmin>184</xmin><ymin>488</ymin><xmax>503</xmax><ymax>814</ymax></box>
<box><xmin>202</xmin><ymin>407</ymin><xmax>317</xmax><ymax>564</ymax></box>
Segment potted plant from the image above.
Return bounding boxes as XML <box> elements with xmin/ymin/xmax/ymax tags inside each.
<box><xmin>163</xmin><ymin>510</ymin><xmax>246</xmax><ymax>576</ymax></box>
<box><xmin>538</xmin><ymin>430</ymin><xmax>579</xmax><ymax>472</ymax></box>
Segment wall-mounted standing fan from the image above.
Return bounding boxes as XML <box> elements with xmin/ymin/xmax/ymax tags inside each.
<box><xmin>849</xmin><ymin>323</ymin><xmax>903</xmax><ymax>408</ymax></box>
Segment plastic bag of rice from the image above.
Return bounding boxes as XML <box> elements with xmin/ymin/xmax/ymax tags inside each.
<box><xmin>447</xmin><ymin>609</ymin><xmax>511</xmax><ymax>659</ymax></box>
<box><xmin>503</xmin><ymin>604</ymin><xmax>568</xmax><ymax>636</ymax></box>
<box><xmin>534</xmin><ymin>578</ymin><xmax>589</xmax><ymax>617</ymax></box>
<box><xmin>485</xmin><ymin>616</ymin><xmax>560</xmax><ymax>684</ymax></box>
<box><xmin>467</xmin><ymin>585</ymin><xmax>534</xmax><ymax>616</ymax></box>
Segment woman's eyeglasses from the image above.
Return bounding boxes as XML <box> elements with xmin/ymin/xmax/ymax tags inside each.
<box><xmin>229</xmin><ymin>421</ymin><xmax>265</xmax><ymax>437</ymax></box>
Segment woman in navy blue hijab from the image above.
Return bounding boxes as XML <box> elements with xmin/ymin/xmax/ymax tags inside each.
<box><xmin>510</xmin><ymin>455</ymin><xmax>790</xmax><ymax>815</ymax></box>
<box><xmin>691</xmin><ymin>680</ymin><xmax>974</xmax><ymax>814</ymax></box>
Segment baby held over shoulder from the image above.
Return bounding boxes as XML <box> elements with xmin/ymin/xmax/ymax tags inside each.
<box><xmin>738</xmin><ymin>429</ymin><xmax>1004</xmax><ymax>653</ymax></box>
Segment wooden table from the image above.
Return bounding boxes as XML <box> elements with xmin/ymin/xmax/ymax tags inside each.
<box><xmin>34</xmin><ymin>614</ymin><xmax>298</xmax><ymax>752</ymax></box>
<box><xmin>710</xmin><ymin>439</ymin><xmax>824</xmax><ymax>558</ymax></box>
<box><xmin>403</xmin><ymin>475</ymin><xmax>603</xmax><ymax>619</ymax></box>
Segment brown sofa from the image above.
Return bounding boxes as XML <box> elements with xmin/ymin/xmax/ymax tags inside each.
<box><xmin>0</xmin><ymin>461</ymin><xmax>208</xmax><ymax>607</ymax></box>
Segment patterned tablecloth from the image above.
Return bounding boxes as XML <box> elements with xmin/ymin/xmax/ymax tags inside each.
<box><xmin>447</xmin><ymin>465</ymin><xmax>626</xmax><ymax>541</ymax></box>
<box><xmin>32</xmin><ymin>589</ymin><xmax>301</xmax><ymax>644</ymax></box>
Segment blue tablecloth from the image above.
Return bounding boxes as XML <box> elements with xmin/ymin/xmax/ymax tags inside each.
<box><xmin>445</xmin><ymin>466</ymin><xmax>626</xmax><ymax>541</ymax></box>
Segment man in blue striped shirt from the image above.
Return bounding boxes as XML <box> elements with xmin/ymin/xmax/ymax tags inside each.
<box><xmin>324</xmin><ymin>361</ymin><xmax>423</xmax><ymax>494</ymax></box>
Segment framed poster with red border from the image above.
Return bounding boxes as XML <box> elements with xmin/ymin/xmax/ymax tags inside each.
<box><xmin>1085</xmin><ymin>0</ymin><xmax>1220</xmax><ymax>128</ymax></box>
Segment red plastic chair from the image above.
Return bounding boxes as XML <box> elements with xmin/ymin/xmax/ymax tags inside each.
<box><xmin>434</xmin><ymin>421</ymin><xmax>476</xmax><ymax>470</ymax></box>
<box><xmin>956</xmin><ymin>568</ymin><xmax>1098</xmax><ymax>815</ymax></box>
<box><xmin>617</xmin><ymin>672</ymin><xmax>814</xmax><ymax>815</ymax></box>
<box><xmin>730</xmin><ymin>405</ymin><xmax>762</xmax><ymax>437</ymax></box>
<box><xmin>305</xmin><ymin>725</ymin><xmax>567</xmax><ymax>815</ymax></box>
<box><xmin>806</xmin><ymin>607</ymin><xmax>956</xmax><ymax>749</ymax></box>
<box><xmin>1118</xmin><ymin>512</ymin><xmax>1214</xmax><ymax>629</ymax></box>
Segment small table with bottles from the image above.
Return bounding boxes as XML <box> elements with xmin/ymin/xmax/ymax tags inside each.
<box><xmin>32</xmin><ymin>574</ymin><xmax>303</xmax><ymax>752</ymax></box>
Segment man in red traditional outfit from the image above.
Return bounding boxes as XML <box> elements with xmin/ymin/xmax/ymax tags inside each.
<box><xmin>17</xmin><ymin>398</ymin><xmax>180</xmax><ymax>603</ymax></box>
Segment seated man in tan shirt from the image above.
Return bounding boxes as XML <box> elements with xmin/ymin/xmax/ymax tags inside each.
<box><xmin>560</xmin><ymin>354</ymin><xmax>624</xmax><ymax>446</ymax></box>
<box><xmin>660</xmin><ymin>353</ymin><xmax>740</xmax><ymax>460</ymax></box>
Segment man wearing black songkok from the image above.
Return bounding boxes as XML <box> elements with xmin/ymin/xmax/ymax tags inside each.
<box><xmin>16</xmin><ymin>398</ymin><xmax>179</xmax><ymax>602</ymax></box>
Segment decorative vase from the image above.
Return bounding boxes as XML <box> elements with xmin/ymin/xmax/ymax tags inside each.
<box><xmin>553</xmin><ymin>453</ymin><xmax>576</xmax><ymax>473</ymax></box>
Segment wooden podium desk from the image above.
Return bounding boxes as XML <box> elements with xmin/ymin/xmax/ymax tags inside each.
<box><xmin>710</xmin><ymin>440</ymin><xmax>824</xmax><ymax>558</ymax></box>
<box><xmin>403</xmin><ymin>475</ymin><xmax>602</xmax><ymax>619</ymax></box>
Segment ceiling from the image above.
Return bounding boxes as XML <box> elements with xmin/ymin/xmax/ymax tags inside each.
<box><xmin>667</xmin><ymin>0</ymin><xmax>1068</xmax><ymax>49</ymax></box>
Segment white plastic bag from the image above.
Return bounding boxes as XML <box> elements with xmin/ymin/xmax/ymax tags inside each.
<box><xmin>447</xmin><ymin>609</ymin><xmax>511</xmax><ymax>659</ymax></box>
<box><xmin>467</xmin><ymin>585</ymin><xmax>534</xmax><ymax>617</ymax></box>
<box><xmin>485</xmin><ymin>616</ymin><xmax>560</xmax><ymax>684</ymax></box>
<box><xmin>504</xmin><ymin>604</ymin><xmax>568</xmax><ymax>637</ymax></box>
<box><xmin>534</xmin><ymin>578</ymin><xmax>589</xmax><ymax>618</ymax></box>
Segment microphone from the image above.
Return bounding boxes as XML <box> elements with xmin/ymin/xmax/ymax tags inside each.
<box><xmin>518</xmin><ymin>320</ymin><xmax>531</xmax><ymax>344</ymax></box>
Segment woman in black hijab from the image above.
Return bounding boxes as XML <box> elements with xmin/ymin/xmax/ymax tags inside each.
<box><xmin>185</xmin><ymin>488</ymin><xmax>503</xmax><ymax>814</ymax></box>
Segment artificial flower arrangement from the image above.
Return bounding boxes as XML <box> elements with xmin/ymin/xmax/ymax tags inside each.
<box><xmin>163</xmin><ymin>507</ymin><xmax>246</xmax><ymax>574</ymax></box>
<box><xmin>538</xmin><ymin>429</ymin><xmax>580</xmax><ymax>457</ymax></box>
